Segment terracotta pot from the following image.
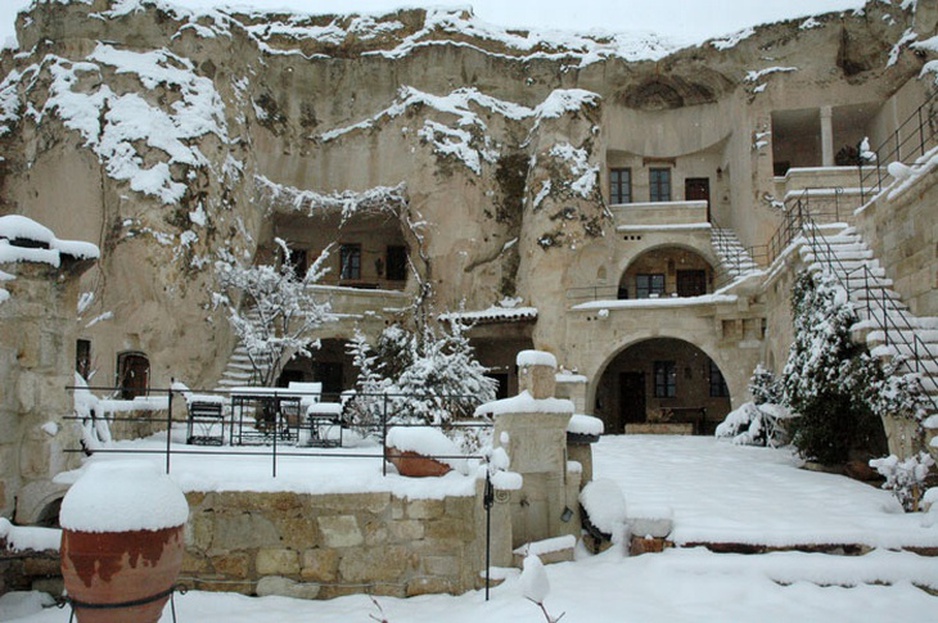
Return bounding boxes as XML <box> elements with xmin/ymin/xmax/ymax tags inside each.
<box><xmin>61</xmin><ymin>524</ymin><xmax>185</xmax><ymax>623</ymax></box>
<box><xmin>62</xmin><ymin>526</ymin><xmax>185</xmax><ymax>623</ymax></box>
<box><xmin>386</xmin><ymin>446</ymin><xmax>452</xmax><ymax>477</ymax></box>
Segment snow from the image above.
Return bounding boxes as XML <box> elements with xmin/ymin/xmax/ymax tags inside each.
<box><xmin>386</xmin><ymin>425</ymin><xmax>469</xmax><ymax>474</ymax></box>
<box><xmin>0</xmin><ymin>592</ymin><xmax>55</xmax><ymax>621</ymax></box>
<box><xmin>745</xmin><ymin>66</ymin><xmax>798</xmax><ymax>82</ymax></box>
<box><xmin>0</xmin><ymin>517</ymin><xmax>60</xmax><ymax>552</ymax></box>
<box><xmin>514</xmin><ymin>535</ymin><xmax>577</xmax><ymax>557</ymax></box>
<box><xmin>0</xmin><ymin>214</ymin><xmax>100</xmax><ymax>261</ymax></box>
<box><xmin>519</xmin><ymin>552</ymin><xmax>550</xmax><ymax>604</ymax></box>
<box><xmin>16</xmin><ymin>434</ymin><xmax>938</xmax><ymax>621</ymax></box>
<box><xmin>580</xmin><ymin>478</ymin><xmax>627</xmax><ymax>538</ymax></box>
<box><xmin>516</xmin><ymin>349</ymin><xmax>557</xmax><ymax>368</ymax></box>
<box><xmin>567</xmin><ymin>414</ymin><xmax>603</xmax><ymax>436</ymax></box>
<box><xmin>574</xmin><ymin>293</ymin><xmax>738</xmax><ymax>311</ymax></box>
<box><xmin>439</xmin><ymin>305</ymin><xmax>538</xmax><ymax>324</ymax></box>
<box><xmin>475</xmin><ymin>390</ymin><xmax>573</xmax><ymax>417</ymax></box>
<box><xmin>58</xmin><ymin>460</ymin><xmax>189</xmax><ymax>533</ymax></box>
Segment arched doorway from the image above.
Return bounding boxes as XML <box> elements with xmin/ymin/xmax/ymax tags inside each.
<box><xmin>116</xmin><ymin>351</ymin><xmax>149</xmax><ymax>399</ymax></box>
<box><xmin>617</xmin><ymin>247</ymin><xmax>714</xmax><ymax>300</ymax></box>
<box><xmin>594</xmin><ymin>338</ymin><xmax>731</xmax><ymax>435</ymax></box>
<box><xmin>277</xmin><ymin>338</ymin><xmax>354</xmax><ymax>399</ymax></box>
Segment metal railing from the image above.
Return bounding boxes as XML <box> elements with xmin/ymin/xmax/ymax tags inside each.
<box><xmin>797</xmin><ymin>215</ymin><xmax>938</xmax><ymax>418</ymax></box>
<box><xmin>767</xmin><ymin>187</ymin><xmax>848</xmax><ymax>264</ymax></box>
<box><xmin>859</xmin><ymin>90</ymin><xmax>938</xmax><ymax>204</ymax></box>
<box><xmin>65</xmin><ymin>384</ymin><xmax>494</xmax><ymax>478</ymax></box>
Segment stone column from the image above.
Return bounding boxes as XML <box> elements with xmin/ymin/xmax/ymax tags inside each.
<box><xmin>489</xmin><ymin>351</ymin><xmax>580</xmax><ymax>549</ymax></box>
<box><xmin>820</xmin><ymin>106</ymin><xmax>834</xmax><ymax>167</ymax></box>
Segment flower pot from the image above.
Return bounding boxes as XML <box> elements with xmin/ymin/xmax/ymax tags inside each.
<box><xmin>59</xmin><ymin>461</ymin><xmax>189</xmax><ymax>623</ymax></box>
<box><xmin>61</xmin><ymin>525</ymin><xmax>185</xmax><ymax>623</ymax></box>
<box><xmin>385</xmin><ymin>446</ymin><xmax>453</xmax><ymax>477</ymax></box>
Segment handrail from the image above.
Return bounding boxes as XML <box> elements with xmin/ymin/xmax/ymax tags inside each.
<box><xmin>797</xmin><ymin>215</ymin><xmax>938</xmax><ymax>419</ymax></box>
<box><xmin>859</xmin><ymin>90</ymin><xmax>938</xmax><ymax>204</ymax></box>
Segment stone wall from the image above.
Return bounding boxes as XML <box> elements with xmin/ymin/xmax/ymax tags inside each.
<box><xmin>855</xmin><ymin>165</ymin><xmax>938</xmax><ymax>319</ymax></box>
<box><xmin>183</xmin><ymin>484</ymin><xmax>496</xmax><ymax>599</ymax></box>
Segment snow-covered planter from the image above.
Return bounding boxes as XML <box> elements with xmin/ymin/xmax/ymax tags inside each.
<box><xmin>384</xmin><ymin>426</ymin><xmax>468</xmax><ymax>477</ymax></box>
<box><xmin>59</xmin><ymin>461</ymin><xmax>188</xmax><ymax>623</ymax></box>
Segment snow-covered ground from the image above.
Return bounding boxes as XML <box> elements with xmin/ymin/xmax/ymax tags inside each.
<box><xmin>5</xmin><ymin>435</ymin><xmax>938</xmax><ymax>622</ymax></box>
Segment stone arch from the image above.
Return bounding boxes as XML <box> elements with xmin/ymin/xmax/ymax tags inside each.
<box><xmin>617</xmin><ymin>245</ymin><xmax>717</xmax><ymax>299</ymax></box>
<box><xmin>590</xmin><ymin>337</ymin><xmax>736</xmax><ymax>435</ymax></box>
<box><xmin>277</xmin><ymin>337</ymin><xmax>355</xmax><ymax>397</ymax></box>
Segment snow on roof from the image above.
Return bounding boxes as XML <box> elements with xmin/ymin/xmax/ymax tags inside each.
<box><xmin>439</xmin><ymin>305</ymin><xmax>537</xmax><ymax>324</ymax></box>
<box><xmin>573</xmin><ymin>293</ymin><xmax>738</xmax><ymax>311</ymax></box>
<box><xmin>59</xmin><ymin>460</ymin><xmax>189</xmax><ymax>533</ymax></box>
<box><xmin>255</xmin><ymin>174</ymin><xmax>408</xmax><ymax>220</ymax></box>
<box><xmin>0</xmin><ymin>215</ymin><xmax>99</xmax><ymax>303</ymax></box>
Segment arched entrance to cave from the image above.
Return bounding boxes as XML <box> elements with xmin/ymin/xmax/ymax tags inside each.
<box><xmin>276</xmin><ymin>338</ymin><xmax>354</xmax><ymax>399</ymax></box>
<box><xmin>594</xmin><ymin>337</ymin><xmax>732</xmax><ymax>435</ymax></box>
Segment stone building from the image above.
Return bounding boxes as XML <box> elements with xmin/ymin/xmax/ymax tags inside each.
<box><xmin>1</xmin><ymin>0</ymin><xmax>938</xmax><ymax>519</ymax></box>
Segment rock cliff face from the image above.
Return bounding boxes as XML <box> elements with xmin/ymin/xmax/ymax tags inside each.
<box><xmin>0</xmin><ymin>0</ymin><xmax>929</xmax><ymax>387</ymax></box>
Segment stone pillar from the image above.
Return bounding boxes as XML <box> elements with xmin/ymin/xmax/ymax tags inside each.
<box><xmin>0</xmin><ymin>233</ymin><xmax>96</xmax><ymax>522</ymax></box>
<box><xmin>820</xmin><ymin>106</ymin><xmax>834</xmax><ymax>167</ymax></box>
<box><xmin>488</xmin><ymin>351</ymin><xmax>580</xmax><ymax>549</ymax></box>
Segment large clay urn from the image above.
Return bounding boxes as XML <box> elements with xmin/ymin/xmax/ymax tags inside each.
<box><xmin>59</xmin><ymin>461</ymin><xmax>189</xmax><ymax>623</ymax></box>
<box><xmin>385</xmin><ymin>426</ymin><xmax>465</xmax><ymax>477</ymax></box>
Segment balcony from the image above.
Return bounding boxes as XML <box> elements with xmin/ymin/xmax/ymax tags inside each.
<box><xmin>309</xmin><ymin>284</ymin><xmax>410</xmax><ymax>319</ymax></box>
<box><xmin>610</xmin><ymin>200</ymin><xmax>710</xmax><ymax>231</ymax></box>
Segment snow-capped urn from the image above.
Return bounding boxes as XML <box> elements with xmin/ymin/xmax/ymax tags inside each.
<box><xmin>59</xmin><ymin>461</ymin><xmax>188</xmax><ymax>623</ymax></box>
<box><xmin>517</xmin><ymin>350</ymin><xmax>558</xmax><ymax>400</ymax></box>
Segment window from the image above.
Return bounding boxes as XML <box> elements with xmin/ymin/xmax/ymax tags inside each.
<box><xmin>654</xmin><ymin>361</ymin><xmax>676</xmax><ymax>398</ymax></box>
<box><xmin>709</xmin><ymin>361</ymin><xmax>730</xmax><ymax>397</ymax></box>
<box><xmin>386</xmin><ymin>245</ymin><xmax>408</xmax><ymax>282</ymax></box>
<box><xmin>76</xmin><ymin>339</ymin><xmax>91</xmax><ymax>381</ymax></box>
<box><xmin>649</xmin><ymin>168</ymin><xmax>671</xmax><ymax>202</ymax></box>
<box><xmin>339</xmin><ymin>244</ymin><xmax>361</xmax><ymax>280</ymax></box>
<box><xmin>635</xmin><ymin>274</ymin><xmax>665</xmax><ymax>299</ymax></box>
<box><xmin>609</xmin><ymin>168</ymin><xmax>631</xmax><ymax>204</ymax></box>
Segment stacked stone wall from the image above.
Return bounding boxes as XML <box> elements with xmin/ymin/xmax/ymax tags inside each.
<box><xmin>183</xmin><ymin>485</ymin><xmax>488</xmax><ymax>599</ymax></box>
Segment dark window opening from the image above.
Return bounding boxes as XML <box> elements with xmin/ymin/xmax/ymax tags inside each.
<box><xmin>386</xmin><ymin>245</ymin><xmax>408</xmax><ymax>282</ymax></box>
<box><xmin>284</xmin><ymin>247</ymin><xmax>308</xmax><ymax>277</ymax></box>
<box><xmin>636</xmin><ymin>274</ymin><xmax>665</xmax><ymax>299</ymax></box>
<box><xmin>649</xmin><ymin>168</ymin><xmax>672</xmax><ymax>202</ymax></box>
<box><xmin>676</xmin><ymin>270</ymin><xmax>707</xmax><ymax>297</ymax></box>
<box><xmin>487</xmin><ymin>373</ymin><xmax>510</xmax><ymax>400</ymax></box>
<box><xmin>340</xmin><ymin>244</ymin><xmax>362</xmax><ymax>280</ymax></box>
<box><xmin>610</xmin><ymin>168</ymin><xmax>632</xmax><ymax>204</ymax></box>
<box><xmin>314</xmin><ymin>361</ymin><xmax>345</xmax><ymax>397</ymax></box>
<box><xmin>654</xmin><ymin>361</ymin><xmax>676</xmax><ymax>398</ymax></box>
<box><xmin>76</xmin><ymin>339</ymin><xmax>91</xmax><ymax>381</ymax></box>
<box><xmin>709</xmin><ymin>361</ymin><xmax>730</xmax><ymax>398</ymax></box>
<box><xmin>117</xmin><ymin>351</ymin><xmax>150</xmax><ymax>399</ymax></box>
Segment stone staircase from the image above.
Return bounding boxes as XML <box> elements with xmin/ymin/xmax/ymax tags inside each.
<box><xmin>711</xmin><ymin>228</ymin><xmax>760</xmax><ymax>285</ymax></box>
<box><xmin>798</xmin><ymin>224</ymin><xmax>938</xmax><ymax>421</ymax></box>
<box><xmin>215</xmin><ymin>344</ymin><xmax>268</xmax><ymax>390</ymax></box>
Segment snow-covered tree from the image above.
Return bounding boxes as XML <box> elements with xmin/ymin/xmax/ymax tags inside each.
<box><xmin>716</xmin><ymin>365</ymin><xmax>790</xmax><ymax>447</ymax></box>
<box><xmin>782</xmin><ymin>270</ymin><xmax>918</xmax><ymax>465</ymax></box>
<box><xmin>347</xmin><ymin>318</ymin><xmax>497</xmax><ymax>429</ymax></box>
<box><xmin>214</xmin><ymin>239</ymin><xmax>332</xmax><ymax>387</ymax></box>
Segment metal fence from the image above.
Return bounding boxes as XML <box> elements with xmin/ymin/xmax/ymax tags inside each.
<box><xmin>65</xmin><ymin>384</ymin><xmax>494</xmax><ymax>478</ymax></box>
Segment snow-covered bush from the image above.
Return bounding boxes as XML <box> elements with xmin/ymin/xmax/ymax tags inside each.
<box><xmin>782</xmin><ymin>271</ymin><xmax>915</xmax><ymax>465</ymax></box>
<box><xmin>716</xmin><ymin>365</ymin><xmax>790</xmax><ymax>447</ymax></box>
<box><xmin>345</xmin><ymin>319</ymin><xmax>497</xmax><ymax>432</ymax></box>
<box><xmin>869</xmin><ymin>452</ymin><xmax>935</xmax><ymax>512</ymax></box>
<box><xmin>214</xmin><ymin>239</ymin><xmax>332</xmax><ymax>387</ymax></box>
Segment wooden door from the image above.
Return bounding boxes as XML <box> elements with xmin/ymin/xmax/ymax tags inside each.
<box><xmin>685</xmin><ymin>177</ymin><xmax>711</xmax><ymax>221</ymax></box>
<box><xmin>619</xmin><ymin>372</ymin><xmax>646</xmax><ymax>432</ymax></box>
